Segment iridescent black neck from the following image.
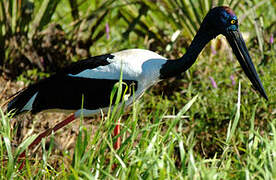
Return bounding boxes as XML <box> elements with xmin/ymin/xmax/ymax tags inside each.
<box><xmin>160</xmin><ymin>29</ymin><xmax>215</xmax><ymax>79</ymax></box>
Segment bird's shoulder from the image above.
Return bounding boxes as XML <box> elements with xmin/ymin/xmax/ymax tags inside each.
<box><xmin>59</xmin><ymin>49</ymin><xmax>165</xmax><ymax>73</ymax></box>
<box><xmin>112</xmin><ymin>49</ymin><xmax>166</xmax><ymax>62</ymax></box>
<box><xmin>60</xmin><ymin>54</ymin><xmax>114</xmax><ymax>75</ymax></box>
<box><xmin>50</xmin><ymin>49</ymin><xmax>167</xmax><ymax>81</ymax></box>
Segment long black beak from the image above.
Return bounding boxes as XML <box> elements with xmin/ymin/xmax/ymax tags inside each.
<box><xmin>225</xmin><ymin>30</ymin><xmax>268</xmax><ymax>100</ymax></box>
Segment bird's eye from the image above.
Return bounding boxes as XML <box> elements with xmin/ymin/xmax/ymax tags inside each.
<box><xmin>231</xmin><ymin>19</ymin><xmax>236</xmax><ymax>24</ymax></box>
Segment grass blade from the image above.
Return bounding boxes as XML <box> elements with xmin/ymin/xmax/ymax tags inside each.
<box><xmin>163</xmin><ymin>94</ymin><xmax>198</xmax><ymax>141</ymax></box>
<box><xmin>226</xmin><ymin>81</ymin><xmax>241</xmax><ymax>144</ymax></box>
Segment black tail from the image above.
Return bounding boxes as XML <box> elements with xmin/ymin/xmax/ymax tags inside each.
<box><xmin>7</xmin><ymin>85</ymin><xmax>39</xmax><ymax>116</ymax></box>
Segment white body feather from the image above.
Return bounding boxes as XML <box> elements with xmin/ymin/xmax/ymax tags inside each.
<box><xmin>74</xmin><ymin>49</ymin><xmax>167</xmax><ymax>117</ymax></box>
<box><xmin>20</xmin><ymin>49</ymin><xmax>168</xmax><ymax>117</ymax></box>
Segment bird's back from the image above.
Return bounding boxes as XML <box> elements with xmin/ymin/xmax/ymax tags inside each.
<box><xmin>7</xmin><ymin>49</ymin><xmax>167</xmax><ymax>117</ymax></box>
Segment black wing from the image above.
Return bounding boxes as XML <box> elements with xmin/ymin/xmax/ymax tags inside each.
<box><xmin>7</xmin><ymin>54</ymin><xmax>137</xmax><ymax>116</ymax></box>
<box><xmin>60</xmin><ymin>54</ymin><xmax>113</xmax><ymax>75</ymax></box>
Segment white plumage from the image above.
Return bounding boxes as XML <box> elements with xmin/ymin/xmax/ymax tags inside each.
<box><xmin>71</xmin><ymin>49</ymin><xmax>168</xmax><ymax>117</ymax></box>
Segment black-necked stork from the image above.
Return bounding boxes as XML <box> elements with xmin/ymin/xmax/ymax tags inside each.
<box><xmin>7</xmin><ymin>6</ymin><xmax>268</xmax><ymax>162</ymax></box>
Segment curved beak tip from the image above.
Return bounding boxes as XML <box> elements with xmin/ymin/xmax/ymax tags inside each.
<box><xmin>252</xmin><ymin>85</ymin><xmax>268</xmax><ymax>100</ymax></box>
<box><xmin>262</xmin><ymin>91</ymin><xmax>269</xmax><ymax>101</ymax></box>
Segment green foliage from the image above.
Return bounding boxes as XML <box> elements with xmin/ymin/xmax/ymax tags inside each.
<box><xmin>0</xmin><ymin>0</ymin><xmax>117</xmax><ymax>78</ymax></box>
<box><xmin>0</xmin><ymin>110</ymin><xmax>37</xmax><ymax>178</ymax></box>
<box><xmin>0</xmin><ymin>88</ymin><xmax>275</xmax><ymax>178</ymax></box>
<box><xmin>1</xmin><ymin>0</ymin><xmax>275</xmax><ymax>78</ymax></box>
<box><xmin>0</xmin><ymin>0</ymin><xmax>275</xmax><ymax>179</ymax></box>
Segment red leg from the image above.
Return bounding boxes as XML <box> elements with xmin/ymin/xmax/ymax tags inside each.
<box><xmin>112</xmin><ymin>119</ymin><xmax>121</xmax><ymax>170</ymax></box>
<box><xmin>113</xmin><ymin>119</ymin><xmax>121</xmax><ymax>150</ymax></box>
<box><xmin>18</xmin><ymin>113</ymin><xmax>76</xmax><ymax>170</ymax></box>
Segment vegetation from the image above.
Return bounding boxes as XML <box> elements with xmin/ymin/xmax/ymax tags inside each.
<box><xmin>0</xmin><ymin>0</ymin><xmax>275</xmax><ymax>179</ymax></box>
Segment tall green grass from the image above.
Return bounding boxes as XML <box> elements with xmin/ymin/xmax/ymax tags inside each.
<box><xmin>0</xmin><ymin>0</ymin><xmax>275</xmax><ymax>179</ymax></box>
<box><xmin>0</xmin><ymin>79</ymin><xmax>275</xmax><ymax>178</ymax></box>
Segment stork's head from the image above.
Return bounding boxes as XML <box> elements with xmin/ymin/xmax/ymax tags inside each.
<box><xmin>201</xmin><ymin>6</ymin><xmax>238</xmax><ymax>35</ymax></box>
<box><xmin>200</xmin><ymin>6</ymin><xmax>268</xmax><ymax>100</ymax></box>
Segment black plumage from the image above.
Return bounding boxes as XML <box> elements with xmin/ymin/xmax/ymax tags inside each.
<box><xmin>7</xmin><ymin>54</ymin><xmax>138</xmax><ymax>115</ymax></box>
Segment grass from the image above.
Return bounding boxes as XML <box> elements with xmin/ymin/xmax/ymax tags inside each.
<box><xmin>0</xmin><ymin>0</ymin><xmax>275</xmax><ymax>179</ymax></box>
<box><xmin>0</xmin><ymin>56</ymin><xmax>275</xmax><ymax>178</ymax></box>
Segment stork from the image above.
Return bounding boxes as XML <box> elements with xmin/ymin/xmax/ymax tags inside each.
<box><xmin>7</xmin><ymin>6</ymin><xmax>268</xmax><ymax>166</ymax></box>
